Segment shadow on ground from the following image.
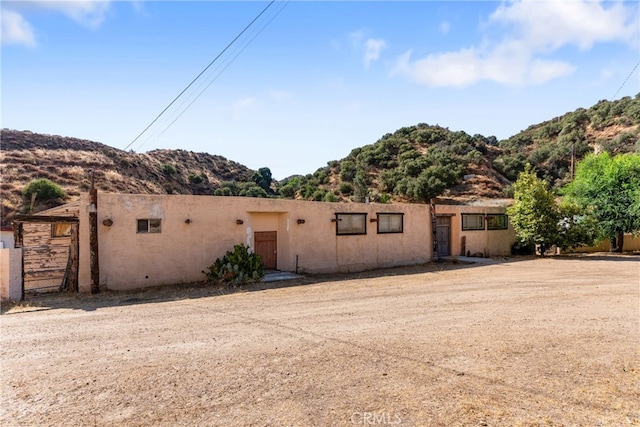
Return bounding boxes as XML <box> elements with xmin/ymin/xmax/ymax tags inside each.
<box><xmin>2</xmin><ymin>253</ymin><xmax>636</xmax><ymax>315</ymax></box>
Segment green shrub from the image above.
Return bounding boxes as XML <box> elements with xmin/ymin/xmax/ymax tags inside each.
<box><xmin>161</xmin><ymin>163</ymin><xmax>177</xmax><ymax>175</ymax></box>
<box><xmin>188</xmin><ymin>174</ymin><xmax>203</xmax><ymax>184</ymax></box>
<box><xmin>203</xmin><ymin>244</ymin><xmax>264</xmax><ymax>287</ymax></box>
<box><xmin>323</xmin><ymin>192</ymin><xmax>338</xmax><ymax>202</ymax></box>
<box><xmin>23</xmin><ymin>178</ymin><xmax>66</xmax><ymax>201</ymax></box>
<box><xmin>339</xmin><ymin>182</ymin><xmax>353</xmax><ymax>195</ymax></box>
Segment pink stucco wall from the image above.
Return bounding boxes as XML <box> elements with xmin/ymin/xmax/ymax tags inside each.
<box><xmin>78</xmin><ymin>194</ymin><xmax>433</xmax><ymax>292</ymax></box>
<box><xmin>434</xmin><ymin>204</ymin><xmax>516</xmax><ymax>257</ymax></box>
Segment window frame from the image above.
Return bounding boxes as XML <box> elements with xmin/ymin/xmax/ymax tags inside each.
<box><xmin>335</xmin><ymin>213</ymin><xmax>367</xmax><ymax>235</ymax></box>
<box><xmin>137</xmin><ymin>218</ymin><xmax>162</xmax><ymax>234</ymax></box>
<box><xmin>486</xmin><ymin>214</ymin><xmax>509</xmax><ymax>230</ymax></box>
<box><xmin>461</xmin><ymin>213</ymin><xmax>485</xmax><ymax>231</ymax></box>
<box><xmin>51</xmin><ymin>223</ymin><xmax>72</xmax><ymax>238</ymax></box>
<box><xmin>376</xmin><ymin>212</ymin><xmax>404</xmax><ymax>234</ymax></box>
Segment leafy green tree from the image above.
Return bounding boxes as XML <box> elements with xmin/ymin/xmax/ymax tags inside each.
<box><xmin>563</xmin><ymin>152</ymin><xmax>640</xmax><ymax>252</ymax></box>
<box><xmin>251</xmin><ymin>167</ymin><xmax>273</xmax><ymax>193</ymax></box>
<box><xmin>276</xmin><ymin>176</ymin><xmax>301</xmax><ymax>199</ymax></box>
<box><xmin>507</xmin><ymin>165</ymin><xmax>561</xmax><ymax>255</ymax></box>
<box><xmin>339</xmin><ymin>159</ymin><xmax>356</xmax><ymax>182</ymax></box>
<box><xmin>352</xmin><ymin>166</ymin><xmax>369</xmax><ymax>203</ymax></box>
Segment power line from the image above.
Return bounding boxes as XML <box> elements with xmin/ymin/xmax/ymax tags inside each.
<box><xmin>611</xmin><ymin>58</ymin><xmax>640</xmax><ymax>100</ymax></box>
<box><xmin>124</xmin><ymin>0</ymin><xmax>277</xmax><ymax>151</ymax></box>
<box><xmin>136</xmin><ymin>1</ymin><xmax>290</xmax><ymax>151</ymax></box>
<box><xmin>148</xmin><ymin>1</ymin><xmax>290</xmax><ymax>147</ymax></box>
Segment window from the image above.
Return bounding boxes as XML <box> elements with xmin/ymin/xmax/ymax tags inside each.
<box><xmin>137</xmin><ymin>218</ymin><xmax>162</xmax><ymax>234</ymax></box>
<box><xmin>462</xmin><ymin>214</ymin><xmax>484</xmax><ymax>231</ymax></box>
<box><xmin>377</xmin><ymin>213</ymin><xmax>404</xmax><ymax>234</ymax></box>
<box><xmin>335</xmin><ymin>213</ymin><xmax>367</xmax><ymax>235</ymax></box>
<box><xmin>487</xmin><ymin>214</ymin><xmax>508</xmax><ymax>230</ymax></box>
<box><xmin>51</xmin><ymin>223</ymin><xmax>72</xmax><ymax>238</ymax></box>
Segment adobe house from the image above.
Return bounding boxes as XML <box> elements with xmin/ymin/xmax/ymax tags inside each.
<box><xmin>2</xmin><ymin>193</ymin><xmax>519</xmax><ymax>299</ymax></box>
<box><xmin>75</xmin><ymin>193</ymin><xmax>434</xmax><ymax>292</ymax></box>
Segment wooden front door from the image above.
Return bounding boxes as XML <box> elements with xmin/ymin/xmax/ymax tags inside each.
<box><xmin>254</xmin><ymin>231</ymin><xmax>277</xmax><ymax>270</ymax></box>
<box><xmin>436</xmin><ymin>216</ymin><xmax>450</xmax><ymax>257</ymax></box>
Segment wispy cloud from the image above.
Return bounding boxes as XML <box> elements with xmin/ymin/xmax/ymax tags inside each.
<box><xmin>439</xmin><ymin>21</ymin><xmax>450</xmax><ymax>34</ymax></box>
<box><xmin>349</xmin><ymin>30</ymin><xmax>387</xmax><ymax>68</ymax></box>
<box><xmin>363</xmin><ymin>38</ymin><xmax>387</xmax><ymax>68</ymax></box>
<box><xmin>1</xmin><ymin>0</ymin><xmax>113</xmax><ymax>47</ymax></box>
<box><xmin>393</xmin><ymin>0</ymin><xmax>639</xmax><ymax>88</ymax></box>
<box><xmin>1</xmin><ymin>9</ymin><xmax>36</xmax><ymax>47</ymax></box>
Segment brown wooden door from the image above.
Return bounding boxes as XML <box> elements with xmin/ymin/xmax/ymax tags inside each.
<box><xmin>254</xmin><ymin>231</ymin><xmax>277</xmax><ymax>270</ymax></box>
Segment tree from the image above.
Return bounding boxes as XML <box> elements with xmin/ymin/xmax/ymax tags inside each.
<box><xmin>507</xmin><ymin>165</ymin><xmax>561</xmax><ymax>255</ymax></box>
<box><xmin>23</xmin><ymin>178</ymin><xmax>66</xmax><ymax>212</ymax></box>
<box><xmin>563</xmin><ymin>153</ymin><xmax>640</xmax><ymax>252</ymax></box>
<box><xmin>251</xmin><ymin>167</ymin><xmax>273</xmax><ymax>194</ymax></box>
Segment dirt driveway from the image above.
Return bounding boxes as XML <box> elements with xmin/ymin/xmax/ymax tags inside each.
<box><xmin>1</xmin><ymin>255</ymin><xmax>638</xmax><ymax>426</ymax></box>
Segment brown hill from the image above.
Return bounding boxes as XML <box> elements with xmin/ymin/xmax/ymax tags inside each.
<box><xmin>0</xmin><ymin>129</ymin><xmax>254</xmax><ymax>226</ymax></box>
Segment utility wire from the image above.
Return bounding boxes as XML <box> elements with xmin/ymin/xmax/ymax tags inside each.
<box><xmin>611</xmin><ymin>58</ymin><xmax>640</xmax><ymax>100</ymax></box>
<box><xmin>137</xmin><ymin>1</ymin><xmax>287</xmax><ymax>151</ymax></box>
<box><xmin>149</xmin><ymin>1</ymin><xmax>290</xmax><ymax>146</ymax></box>
<box><xmin>124</xmin><ymin>0</ymin><xmax>277</xmax><ymax>151</ymax></box>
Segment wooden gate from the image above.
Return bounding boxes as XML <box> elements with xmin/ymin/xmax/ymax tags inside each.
<box><xmin>13</xmin><ymin>215</ymin><xmax>79</xmax><ymax>298</ymax></box>
<box><xmin>254</xmin><ymin>231</ymin><xmax>277</xmax><ymax>270</ymax></box>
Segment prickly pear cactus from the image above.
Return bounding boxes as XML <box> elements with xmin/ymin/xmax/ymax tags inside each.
<box><xmin>203</xmin><ymin>243</ymin><xmax>265</xmax><ymax>287</ymax></box>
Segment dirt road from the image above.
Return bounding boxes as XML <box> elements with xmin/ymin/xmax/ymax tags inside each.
<box><xmin>1</xmin><ymin>255</ymin><xmax>639</xmax><ymax>426</ymax></box>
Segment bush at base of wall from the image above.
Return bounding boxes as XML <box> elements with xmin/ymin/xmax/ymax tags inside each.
<box><xmin>203</xmin><ymin>244</ymin><xmax>264</xmax><ymax>287</ymax></box>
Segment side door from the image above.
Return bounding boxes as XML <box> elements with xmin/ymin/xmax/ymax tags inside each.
<box><xmin>436</xmin><ymin>216</ymin><xmax>450</xmax><ymax>257</ymax></box>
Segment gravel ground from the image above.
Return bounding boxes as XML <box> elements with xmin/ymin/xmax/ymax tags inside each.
<box><xmin>1</xmin><ymin>255</ymin><xmax>639</xmax><ymax>426</ymax></box>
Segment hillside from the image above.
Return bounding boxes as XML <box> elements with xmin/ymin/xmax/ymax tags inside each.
<box><xmin>0</xmin><ymin>130</ymin><xmax>255</xmax><ymax>226</ymax></box>
<box><xmin>285</xmin><ymin>94</ymin><xmax>639</xmax><ymax>204</ymax></box>
<box><xmin>1</xmin><ymin>94</ymin><xmax>638</xmax><ymax>227</ymax></box>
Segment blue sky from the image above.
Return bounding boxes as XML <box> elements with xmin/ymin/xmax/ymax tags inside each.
<box><xmin>2</xmin><ymin>1</ymin><xmax>639</xmax><ymax>180</ymax></box>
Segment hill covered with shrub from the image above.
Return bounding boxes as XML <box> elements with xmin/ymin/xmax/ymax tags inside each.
<box><xmin>1</xmin><ymin>94</ymin><xmax>638</xmax><ymax>227</ymax></box>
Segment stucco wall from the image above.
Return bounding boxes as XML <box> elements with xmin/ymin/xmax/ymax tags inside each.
<box><xmin>78</xmin><ymin>194</ymin><xmax>433</xmax><ymax>292</ymax></box>
<box><xmin>435</xmin><ymin>204</ymin><xmax>516</xmax><ymax>257</ymax></box>
<box><xmin>566</xmin><ymin>234</ymin><xmax>640</xmax><ymax>253</ymax></box>
<box><xmin>1</xmin><ymin>248</ymin><xmax>22</xmax><ymax>301</ymax></box>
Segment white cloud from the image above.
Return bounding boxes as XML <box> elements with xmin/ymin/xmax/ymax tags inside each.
<box><xmin>394</xmin><ymin>0</ymin><xmax>638</xmax><ymax>88</ymax></box>
<box><xmin>528</xmin><ymin>59</ymin><xmax>576</xmax><ymax>85</ymax></box>
<box><xmin>1</xmin><ymin>0</ymin><xmax>112</xmax><ymax>47</ymax></box>
<box><xmin>1</xmin><ymin>9</ymin><xmax>36</xmax><ymax>47</ymax></box>
<box><xmin>363</xmin><ymin>38</ymin><xmax>387</xmax><ymax>68</ymax></box>
<box><xmin>33</xmin><ymin>0</ymin><xmax>112</xmax><ymax>29</ymax></box>
<box><xmin>348</xmin><ymin>30</ymin><xmax>387</xmax><ymax>68</ymax></box>
<box><xmin>490</xmin><ymin>0</ymin><xmax>638</xmax><ymax>51</ymax></box>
